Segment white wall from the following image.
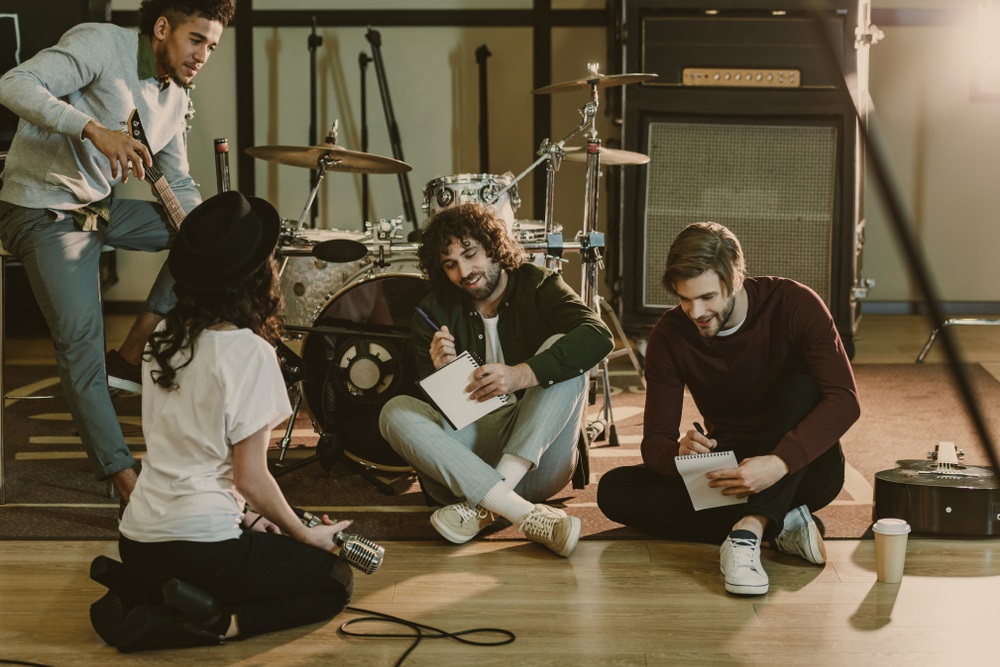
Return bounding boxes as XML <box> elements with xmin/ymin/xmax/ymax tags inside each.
<box><xmin>104</xmin><ymin>0</ymin><xmax>1000</xmax><ymax>310</ymax></box>
<box><xmin>865</xmin><ymin>0</ymin><xmax>1000</xmax><ymax>306</ymax></box>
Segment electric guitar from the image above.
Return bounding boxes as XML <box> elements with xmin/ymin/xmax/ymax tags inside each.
<box><xmin>874</xmin><ymin>441</ymin><xmax>1000</xmax><ymax>536</ymax></box>
<box><xmin>125</xmin><ymin>108</ymin><xmax>185</xmax><ymax>230</ymax></box>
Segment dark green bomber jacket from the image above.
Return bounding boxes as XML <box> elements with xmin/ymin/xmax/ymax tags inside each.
<box><xmin>411</xmin><ymin>263</ymin><xmax>614</xmax><ymax>394</ymax></box>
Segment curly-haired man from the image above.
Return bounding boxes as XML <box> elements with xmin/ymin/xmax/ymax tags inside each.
<box><xmin>0</xmin><ymin>0</ymin><xmax>236</xmax><ymax>507</ymax></box>
<box><xmin>379</xmin><ymin>203</ymin><xmax>613</xmax><ymax>557</ymax></box>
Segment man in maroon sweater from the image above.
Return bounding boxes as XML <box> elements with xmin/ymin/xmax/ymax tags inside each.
<box><xmin>597</xmin><ymin>222</ymin><xmax>860</xmax><ymax>595</ymax></box>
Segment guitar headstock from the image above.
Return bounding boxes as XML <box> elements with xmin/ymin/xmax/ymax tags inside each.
<box><xmin>125</xmin><ymin>108</ymin><xmax>152</xmax><ymax>152</ymax></box>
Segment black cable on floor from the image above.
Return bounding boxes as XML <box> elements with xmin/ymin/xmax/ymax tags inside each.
<box><xmin>0</xmin><ymin>660</ymin><xmax>55</xmax><ymax>667</ymax></box>
<box><xmin>340</xmin><ymin>605</ymin><xmax>515</xmax><ymax>666</ymax></box>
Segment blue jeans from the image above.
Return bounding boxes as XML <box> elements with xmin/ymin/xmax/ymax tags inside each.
<box><xmin>0</xmin><ymin>200</ymin><xmax>176</xmax><ymax>479</ymax></box>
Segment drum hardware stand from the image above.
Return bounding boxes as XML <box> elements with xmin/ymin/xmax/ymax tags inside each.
<box><xmin>366</xmin><ymin>28</ymin><xmax>419</xmax><ymax>232</ymax></box>
<box><xmin>358</xmin><ymin>50</ymin><xmax>373</xmax><ymax>222</ymax></box>
<box><xmin>475</xmin><ymin>45</ymin><xmax>492</xmax><ymax>173</ymax></box>
<box><xmin>365</xmin><ymin>217</ymin><xmax>406</xmax><ymax>270</ymax></box>
<box><xmin>572</xmin><ymin>65</ymin><xmax>645</xmax><ymax>447</ymax></box>
<box><xmin>916</xmin><ymin>318</ymin><xmax>1000</xmax><ymax>364</ymax></box>
<box><xmin>307</xmin><ymin>16</ymin><xmax>323</xmax><ymax>228</ymax></box>
<box><xmin>271</xmin><ymin>343</ymin><xmax>323</xmax><ymax>476</ymax></box>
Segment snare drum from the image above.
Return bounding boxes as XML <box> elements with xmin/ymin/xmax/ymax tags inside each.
<box><xmin>422</xmin><ymin>173</ymin><xmax>520</xmax><ymax>225</ymax></box>
<box><xmin>300</xmin><ymin>257</ymin><xmax>428</xmax><ymax>472</ymax></box>
<box><xmin>278</xmin><ymin>229</ymin><xmax>369</xmax><ymax>327</ymax></box>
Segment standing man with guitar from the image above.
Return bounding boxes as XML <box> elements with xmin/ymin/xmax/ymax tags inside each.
<box><xmin>0</xmin><ymin>0</ymin><xmax>235</xmax><ymax>507</ymax></box>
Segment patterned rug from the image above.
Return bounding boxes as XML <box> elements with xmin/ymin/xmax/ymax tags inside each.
<box><xmin>2</xmin><ymin>360</ymin><xmax>999</xmax><ymax>541</ymax></box>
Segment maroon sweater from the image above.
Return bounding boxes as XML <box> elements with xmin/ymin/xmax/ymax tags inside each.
<box><xmin>641</xmin><ymin>277</ymin><xmax>860</xmax><ymax>477</ymax></box>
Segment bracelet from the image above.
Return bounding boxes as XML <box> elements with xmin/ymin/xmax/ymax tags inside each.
<box><xmin>247</xmin><ymin>512</ymin><xmax>264</xmax><ymax>529</ymax></box>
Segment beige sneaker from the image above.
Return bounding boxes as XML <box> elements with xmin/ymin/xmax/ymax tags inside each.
<box><xmin>519</xmin><ymin>504</ymin><xmax>581</xmax><ymax>557</ymax></box>
<box><xmin>430</xmin><ymin>502</ymin><xmax>496</xmax><ymax>544</ymax></box>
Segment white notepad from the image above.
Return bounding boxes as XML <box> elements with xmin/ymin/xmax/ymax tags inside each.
<box><xmin>417</xmin><ymin>351</ymin><xmax>509</xmax><ymax>430</ymax></box>
<box><xmin>674</xmin><ymin>450</ymin><xmax>748</xmax><ymax>511</ymax></box>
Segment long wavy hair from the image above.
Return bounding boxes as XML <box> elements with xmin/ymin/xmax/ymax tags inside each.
<box><xmin>417</xmin><ymin>203</ymin><xmax>524</xmax><ymax>291</ymax></box>
<box><xmin>138</xmin><ymin>0</ymin><xmax>236</xmax><ymax>34</ymax></box>
<box><xmin>146</xmin><ymin>256</ymin><xmax>283</xmax><ymax>390</ymax></box>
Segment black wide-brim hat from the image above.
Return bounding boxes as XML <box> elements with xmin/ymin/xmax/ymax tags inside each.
<box><xmin>168</xmin><ymin>191</ymin><xmax>281</xmax><ymax>292</ymax></box>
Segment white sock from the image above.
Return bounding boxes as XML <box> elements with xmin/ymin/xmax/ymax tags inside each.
<box><xmin>495</xmin><ymin>453</ymin><xmax>532</xmax><ymax>488</ymax></box>
<box><xmin>480</xmin><ymin>481</ymin><xmax>535</xmax><ymax>525</ymax></box>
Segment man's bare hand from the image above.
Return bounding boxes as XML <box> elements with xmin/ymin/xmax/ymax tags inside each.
<box><xmin>465</xmin><ymin>362</ymin><xmax>536</xmax><ymax>402</ymax></box>
<box><xmin>678</xmin><ymin>427</ymin><xmax>716</xmax><ymax>455</ymax></box>
<box><xmin>706</xmin><ymin>454</ymin><xmax>789</xmax><ymax>498</ymax></box>
<box><xmin>82</xmin><ymin>120</ymin><xmax>152</xmax><ymax>183</ymax></box>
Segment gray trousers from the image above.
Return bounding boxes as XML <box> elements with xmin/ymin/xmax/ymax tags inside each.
<box><xmin>379</xmin><ymin>370</ymin><xmax>586</xmax><ymax>508</ymax></box>
<box><xmin>0</xmin><ymin>200</ymin><xmax>176</xmax><ymax>480</ymax></box>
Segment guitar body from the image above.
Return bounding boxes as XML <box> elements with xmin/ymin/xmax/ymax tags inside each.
<box><xmin>874</xmin><ymin>458</ymin><xmax>1000</xmax><ymax>537</ymax></box>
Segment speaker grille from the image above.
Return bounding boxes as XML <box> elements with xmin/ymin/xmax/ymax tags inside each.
<box><xmin>642</xmin><ymin>121</ymin><xmax>838</xmax><ymax>309</ymax></box>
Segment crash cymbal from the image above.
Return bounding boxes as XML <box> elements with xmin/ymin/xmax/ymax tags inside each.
<box><xmin>533</xmin><ymin>72</ymin><xmax>658</xmax><ymax>95</ymax></box>
<box><xmin>563</xmin><ymin>146</ymin><xmax>650</xmax><ymax>166</ymax></box>
<box><xmin>245</xmin><ymin>144</ymin><xmax>411</xmax><ymax>174</ymax></box>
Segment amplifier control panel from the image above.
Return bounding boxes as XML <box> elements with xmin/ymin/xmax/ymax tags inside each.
<box><xmin>682</xmin><ymin>68</ymin><xmax>800</xmax><ymax>88</ymax></box>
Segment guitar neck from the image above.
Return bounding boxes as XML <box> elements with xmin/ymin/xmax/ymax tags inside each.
<box><xmin>148</xmin><ymin>168</ymin><xmax>185</xmax><ymax>231</ymax></box>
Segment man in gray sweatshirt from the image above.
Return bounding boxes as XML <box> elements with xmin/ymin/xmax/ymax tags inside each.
<box><xmin>0</xmin><ymin>0</ymin><xmax>235</xmax><ymax>506</ymax></box>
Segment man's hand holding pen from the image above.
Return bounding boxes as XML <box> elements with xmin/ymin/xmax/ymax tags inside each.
<box><xmin>679</xmin><ymin>421</ymin><xmax>717</xmax><ymax>456</ymax></box>
<box><xmin>429</xmin><ymin>326</ymin><xmax>458</xmax><ymax>370</ymax></box>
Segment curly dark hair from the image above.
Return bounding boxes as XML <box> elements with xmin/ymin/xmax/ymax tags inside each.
<box><xmin>138</xmin><ymin>0</ymin><xmax>236</xmax><ymax>34</ymax></box>
<box><xmin>417</xmin><ymin>203</ymin><xmax>524</xmax><ymax>291</ymax></box>
<box><xmin>145</xmin><ymin>255</ymin><xmax>283</xmax><ymax>390</ymax></box>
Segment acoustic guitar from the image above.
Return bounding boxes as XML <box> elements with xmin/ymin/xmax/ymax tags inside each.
<box><xmin>125</xmin><ymin>108</ymin><xmax>186</xmax><ymax>230</ymax></box>
<box><xmin>874</xmin><ymin>441</ymin><xmax>1000</xmax><ymax>536</ymax></box>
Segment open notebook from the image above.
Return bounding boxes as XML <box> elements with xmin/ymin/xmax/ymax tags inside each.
<box><xmin>417</xmin><ymin>350</ymin><xmax>509</xmax><ymax>430</ymax></box>
<box><xmin>674</xmin><ymin>450</ymin><xmax>748</xmax><ymax>511</ymax></box>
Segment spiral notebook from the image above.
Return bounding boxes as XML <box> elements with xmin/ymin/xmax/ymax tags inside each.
<box><xmin>674</xmin><ymin>450</ymin><xmax>747</xmax><ymax>511</ymax></box>
<box><xmin>417</xmin><ymin>350</ymin><xmax>509</xmax><ymax>430</ymax></box>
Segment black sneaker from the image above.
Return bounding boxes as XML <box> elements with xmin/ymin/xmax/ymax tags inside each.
<box><xmin>106</xmin><ymin>349</ymin><xmax>142</xmax><ymax>394</ymax></box>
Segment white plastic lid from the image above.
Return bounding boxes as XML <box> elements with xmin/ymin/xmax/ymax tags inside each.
<box><xmin>872</xmin><ymin>518</ymin><xmax>911</xmax><ymax>535</ymax></box>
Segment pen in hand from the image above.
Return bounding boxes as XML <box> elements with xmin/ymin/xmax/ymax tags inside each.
<box><xmin>694</xmin><ymin>422</ymin><xmax>706</xmax><ymax>436</ymax></box>
<box><xmin>415</xmin><ymin>307</ymin><xmax>440</xmax><ymax>332</ymax></box>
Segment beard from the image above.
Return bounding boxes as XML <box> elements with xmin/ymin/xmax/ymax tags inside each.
<box><xmin>695</xmin><ymin>292</ymin><xmax>738</xmax><ymax>337</ymax></box>
<box><xmin>460</xmin><ymin>262</ymin><xmax>503</xmax><ymax>301</ymax></box>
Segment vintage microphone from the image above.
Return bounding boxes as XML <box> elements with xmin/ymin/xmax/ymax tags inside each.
<box><xmin>294</xmin><ymin>508</ymin><xmax>385</xmax><ymax>575</ymax></box>
<box><xmin>214</xmin><ymin>138</ymin><xmax>230</xmax><ymax>193</ymax></box>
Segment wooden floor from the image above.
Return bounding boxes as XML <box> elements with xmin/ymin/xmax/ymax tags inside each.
<box><xmin>2</xmin><ymin>313</ymin><xmax>1000</xmax><ymax>666</ymax></box>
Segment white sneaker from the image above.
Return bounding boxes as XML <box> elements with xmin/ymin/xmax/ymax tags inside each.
<box><xmin>519</xmin><ymin>504</ymin><xmax>581</xmax><ymax>557</ymax></box>
<box><xmin>430</xmin><ymin>502</ymin><xmax>496</xmax><ymax>544</ymax></box>
<box><xmin>720</xmin><ymin>531</ymin><xmax>769</xmax><ymax>595</ymax></box>
<box><xmin>773</xmin><ymin>505</ymin><xmax>827</xmax><ymax>565</ymax></box>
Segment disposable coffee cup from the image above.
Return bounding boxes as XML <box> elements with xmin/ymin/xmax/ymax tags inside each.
<box><xmin>872</xmin><ymin>518</ymin><xmax>911</xmax><ymax>584</ymax></box>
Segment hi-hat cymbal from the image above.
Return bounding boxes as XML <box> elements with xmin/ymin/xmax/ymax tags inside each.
<box><xmin>245</xmin><ymin>144</ymin><xmax>411</xmax><ymax>174</ymax></box>
<box><xmin>533</xmin><ymin>72</ymin><xmax>658</xmax><ymax>95</ymax></box>
<box><xmin>563</xmin><ymin>146</ymin><xmax>650</xmax><ymax>166</ymax></box>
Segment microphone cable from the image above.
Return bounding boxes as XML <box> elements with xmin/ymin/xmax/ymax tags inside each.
<box><xmin>340</xmin><ymin>605</ymin><xmax>515</xmax><ymax>666</ymax></box>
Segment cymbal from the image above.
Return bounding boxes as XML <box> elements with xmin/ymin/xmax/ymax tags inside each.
<box><xmin>533</xmin><ymin>72</ymin><xmax>658</xmax><ymax>95</ymax></box>
<box><xmin>245</xmin><ymin>144</ymin><xmax>411</xmax><ymax>174</ymax></box>
<box><xmin>563</xmin><ymin>146</ymin><xmax>650</xmax><ymax>166</ymax></box>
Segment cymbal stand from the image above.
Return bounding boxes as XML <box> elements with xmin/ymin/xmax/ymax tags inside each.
<box><xmin>574</xmin><ymin>66</ymin><xmax>645</xmax><ymax>448</ymax></box>
<box><xmin>278</xmin><ymin>149</ymin><xmax>337</xmax><ymax>280</ymax></box>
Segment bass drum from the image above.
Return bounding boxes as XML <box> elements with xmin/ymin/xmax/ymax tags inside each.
<box><xmin>300</xmin><ymin>258</ymin><xmax>430</xmax><ymax>473</ymax></box>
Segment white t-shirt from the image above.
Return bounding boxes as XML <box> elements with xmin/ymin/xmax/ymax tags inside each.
<box><xmin>119</xmin><ymin>328</ymin><xmax>292</xmax><ymax>543</ymax></box>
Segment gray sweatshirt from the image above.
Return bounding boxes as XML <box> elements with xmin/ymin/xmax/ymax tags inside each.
<box><xmin>0</xmin><ymin>22</ymin><xmax>201</xmax><ymax>216</ymax></box>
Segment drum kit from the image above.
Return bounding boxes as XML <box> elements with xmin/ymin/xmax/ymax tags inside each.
<box><xmin>249</xmin><ymin>64</ymin><xmax>654</xmax><ymax>493</ymax></box>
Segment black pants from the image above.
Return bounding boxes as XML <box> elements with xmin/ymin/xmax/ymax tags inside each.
<box><xmin>597</xmin><ymin>375</ymin><xmax>845</xmax><ymax>544</ymax></box>
<box><xmin>119</xmin><ymin>531</ymin><xmax>354</xmax><ymax>639</ymax></box>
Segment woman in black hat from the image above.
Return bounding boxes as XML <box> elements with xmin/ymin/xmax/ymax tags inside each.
<box><xmin>110</xmin><ymin>191</ymin><xmax>354</xmax><ymax>651</ymax></box>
